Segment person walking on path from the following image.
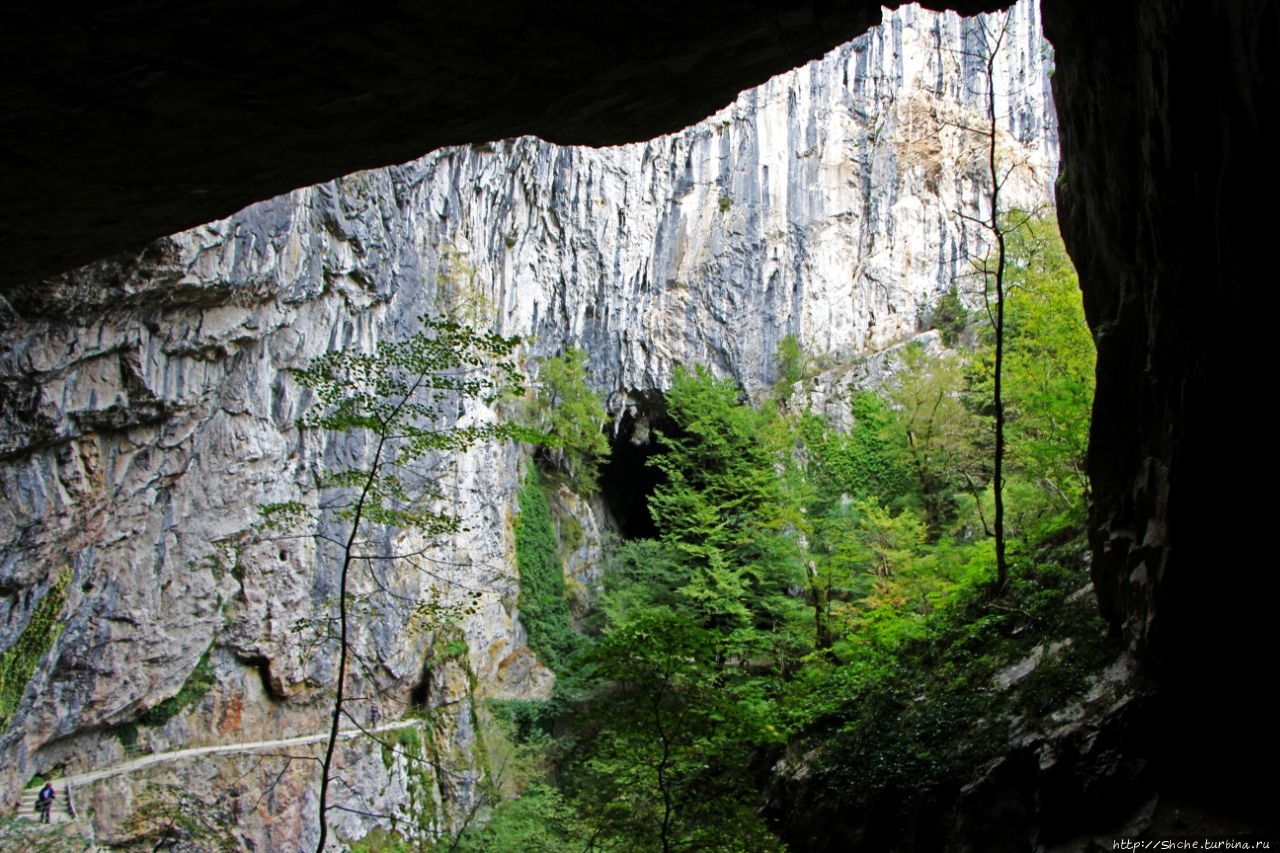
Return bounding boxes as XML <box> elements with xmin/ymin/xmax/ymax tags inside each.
<box><xmin>36</xmin><ymin>782</ymin><xmax>56</xmax><ymax>823</ymax></box>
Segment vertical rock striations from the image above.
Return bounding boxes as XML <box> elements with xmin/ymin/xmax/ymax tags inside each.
<box><xmin>0</xmin><ymin>2</ymin><xmax>1055</xmax><ymax>846</ymax></box>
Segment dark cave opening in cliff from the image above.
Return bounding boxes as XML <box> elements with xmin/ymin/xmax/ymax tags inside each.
<box><xmin>599</xmin><ymin>392</ymin><xmax>678</xmax><ymax>541</ymax></box>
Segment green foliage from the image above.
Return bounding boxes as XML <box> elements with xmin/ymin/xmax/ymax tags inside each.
<box><xmin>780</xmin><ymin>550</ymin><xmax>1114</xmax><ymax>807</ymax></box>
<box><xmin>347</xmin><ymin>827</ymin><xmax>412</xmax><ymax>853</ymax></box>
<box><xmin>468</xmin><ymin>213</ymin><xmax>1098</xmax><ymax>848</ymax></box>
<box><xmin>526</xmin><ymin>348</ymin><xmax>610</xmax><ymax>493</ymax></box>
<box><xmin>281</xmin><ymin>316</ymin><xmax>529</xmax><ymax>560</ymax></box>
<box><xmin>436</xmin><ymin>242</ymin><xmax>493</xmax><ymax>325</ymax></box>
<box><xmin>772</xmin><ymin>333</ymin><xmax>807</xmax><ymax>403</ymax></box>
<box><xmin>1001</xmin><ymin>215</ymin><xmax>1094</xmax><ymax>536</ymax></box>
<box><xmin>931</xmin><ymin>284</ymin><xmax>970</xmax><ymax>346</ymax></box>
<box><xmin>293</xmin><ymin>316</ymin><xmax>527</xmax><ymax>534</ymax></box>
<box><xmin>648</xmin><ymin>366</ymin><xmax>805</xmax><ymax>637</ymax></box>
<box><xmin>594</xmin><ymin>539</ymin><xmax>696</xmax><ymax>631</ymax></box>
<box><xmin>515</xmin><ymin>470</ymin><xmax>577</xmax><ymax>672</ymax></box>
<box><xmin>116</xmin><ymin>723</ymin><xmax>139</xmax><ymax>753</ymax></box>
<box><xmin>0</xmin><ymin>570</ymin><xmax>70</xmax><ymax>731</ymax></box>
<box><xmin>965</xmin><ymin>212</ymin><xmax>1093</xmax><ymax>544</ymax></box>
<box><xmin>885</xmin><ymin>344</ymin><xmax>989</xmax><ymax>533</ymax></box>
<box><xmin>718</xmin><ymin>193</ymin><xmax>733</xmax><ymax>213</ymax></box>
<box><xmin>138</xmin><ymin>646</ymin><xmax>216</xmax><ymax>727</ymax></box>
<box><xmin>562</xmin><ymin>609</ymin><xmax>783</xmax><ymax>852</ymax></box>
<box><xmin>453</xmin><ymin>783</ymin><xmax>589</xmax><ymax>853</ymax></box>
<box><xmin>439</xmin><ymin>637</ymin><xmax>469</xmax><ymax>660</ymax></box>
<box><xmin>449</xmin><ymin>693</ymin><xmax>580</xmax><ymax>851</ymax></box>
<box><xmin>272</xmin><ymin>315</ymin><xmax>529</xmax><ymax>851</ymax></box>
<box><xmin>531</xmin><ymin>368</ymin><xmax>809</xmax><ymax>848</ymax></box>
<box><xmin>487</xmin><ymin>698</ymin><xmax>557</xmax><ymax>744</ymax></box>
<box><xmin>800</xmin><ymin>392</ymin><xmax>915</xmax><ymax>513</ymax></box>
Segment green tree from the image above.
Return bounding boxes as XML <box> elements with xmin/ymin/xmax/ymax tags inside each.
<box><xmin>595</xmin><ymin>538</ymin><xmax>695</xmax><ymax>630</ymax></box>
<box><xmin>803</xmin><ymin>492</ymin><xmax>874</xmax><ymax>653</ymax></box>
<box><xmin>886</xmin><ymin>344</ymin><xmax>989</xmax><ymax>536</ymax></box>
<box><xmin>795</xmin><ymin>396</ymin><xmax>915</xmax><ymax>650</ymax></box>
<box><xmin>547</xmin><ymin>371</ymin><xmax>806</xmax><ymax>850</ymax></box>
<box><xmin>648</xmin><ymin>366</ymin><xmax>805</xmax><ymax>653</ymax></box>
<box><xmin>453</xmin><ymin>782</ymin><xmax>589</xmax><ymax>852</ymax></box>
<box><xmin>931</xmin><ymin>283</ymin><xmax>970</xmax><ymax>346</ymax></box>
<box><xmin>1001</xmin><ymin>214</ymin><xmax>1093</xmax><ymax>535</ymax></box>
<box><xmin>798</xmin><ymin>392</ymin><xmax>916</xmax><ymax>516</ymax></box>
<box><xmin>945</xmin><ymin>8</ymin><xmax>1028</xmax><ymax>589</ymax></box>
<box><xmin>972</xmin><ymin>12</ymin><xmax>1014</xmax><ymax>590</ymax></box>
<box><xmin>565</xmin><ymin>609</ymin><xmax>782</xmax><ymax>852</ymax></box>
<box><xmin>526</xmin><ymin>348</ymin><xmax>610</xmax><ymax>493</ymax></box>
<box><xmin>263</xmin><ymin>316</ymin><xmax>526</xmax><ymax>852</ymax></box>
<box><xmin>771</xmin><ymin>332</ymin><xmax>807</xmax><ymax>405</ymax></box>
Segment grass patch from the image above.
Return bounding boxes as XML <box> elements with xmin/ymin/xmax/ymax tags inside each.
<box><xmin>0</xmin><ymin>571</ymin><xmax>71</xmax><ymax>730</ymax></box>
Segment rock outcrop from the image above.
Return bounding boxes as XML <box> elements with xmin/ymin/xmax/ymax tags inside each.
<box><xmin>1044</xmin><ymin>0</ymin><xmax>1278</xmax><ymax>815</ymax></box>
<box><xmin>0</xmin><ymin>4</ymin><xmax>1058</xmax><ymax>847</ymax></box>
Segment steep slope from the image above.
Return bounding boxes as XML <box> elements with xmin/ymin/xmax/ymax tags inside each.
<box><xmin>0</xmin><ymin>3</ymin><xmax>1056</xmax><ymax>847</ymax></box>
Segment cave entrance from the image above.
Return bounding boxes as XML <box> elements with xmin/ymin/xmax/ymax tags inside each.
<box><xmin>598</xmin><ymin>392</ymin><xmax>677</xmax><ymax>541</ymax></box>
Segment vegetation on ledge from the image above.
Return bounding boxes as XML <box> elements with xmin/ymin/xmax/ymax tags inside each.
<box><xmin>515</xmin><ymin>469</ymin><xmax>579</xmax><ymax>673</ymax></box>
<box><xmin>0</xmin><ymin>570</ymin><xmax>70</xmax><ymax>731</ymax></box>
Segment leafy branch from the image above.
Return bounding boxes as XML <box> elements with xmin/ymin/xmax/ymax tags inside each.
<box><xmin>265</xmin><ymin>315</ymin><xmax>529</xmax><ymax>852</ymax></box>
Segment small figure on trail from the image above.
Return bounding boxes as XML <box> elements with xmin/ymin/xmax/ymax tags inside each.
<box><xmin>36</xmin><ymin>782</ymin><xmax>55</xmax><ymax>823</ymax></box>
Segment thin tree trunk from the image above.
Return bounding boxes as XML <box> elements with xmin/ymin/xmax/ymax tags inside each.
<box><xmin>315</xmin><ymin>431</ymin><xmax>389</xmax><ymax>853</ymax></box>
<box><xmin>808</xmin><ymin>561</ymin><xmax>833</xmax><ymax>650</ymax></box>
<box><xmin>982</xmin><ymin>16</ymin><xmax>1009</xmax><ymax>592</ymax></box>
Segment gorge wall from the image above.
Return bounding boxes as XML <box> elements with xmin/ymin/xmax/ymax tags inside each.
<box><xmin>0</xmin><ymin>4</ymin><xmax>1058</xmax><ymax>848</ymax></box>
<box><xmin>1043</xmin><ymin>0</ymin><xmax>1278</xmax><ymax>814</ymax></box>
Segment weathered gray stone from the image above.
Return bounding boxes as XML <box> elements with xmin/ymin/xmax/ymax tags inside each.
<box><xmin>0</xmin><ymin>4</ymin><xmax>1055</xmax><ymax>846</ymax></box>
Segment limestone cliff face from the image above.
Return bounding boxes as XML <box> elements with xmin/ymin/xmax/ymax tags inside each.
<box><xmin>0</xmin><ymin>2</ymin><xmax>1054</xmax><ymax>847</ymax></box>
<box><xmin>440</xmin><ymin>0</ymin><xmax>1056</xmax><ymax>403</ymax></box>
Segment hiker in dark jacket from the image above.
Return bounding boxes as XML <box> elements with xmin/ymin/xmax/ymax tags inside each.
<box><xmin>36</xmin><ymin>782</ymin><xmax>55</xmax><ymax>823</ymax></box>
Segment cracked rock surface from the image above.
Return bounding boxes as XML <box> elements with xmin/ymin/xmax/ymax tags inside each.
<box><xmin>0</xmin><ymin>4</ymin><xmax>1055</xmax><ymax>847</ymax></box>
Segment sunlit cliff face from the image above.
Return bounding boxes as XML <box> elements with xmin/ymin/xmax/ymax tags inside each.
<box><xmin>1</xmin><ymin>1</ymin><xmax>1271</xmax><ymax>702</ymax></box>
<box><xmin>1</xmin><ymin>0</ymin><xmax>1275</xmax><ymax>840</ymax></box>
<box><xmin>0</xmin><ymin>7</ymin><xmax>1056</xmax><ymax>845</ymax></box>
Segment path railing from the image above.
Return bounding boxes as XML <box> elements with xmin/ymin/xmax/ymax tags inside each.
<box><xmin>39</xmin><ymin>719</ymin><xmax>422</xmax><ymax>791</ymax></box>
<box><xmin>13</xmin><ymin>718</ymin><xmax>424</xmax><ymax>830</ymax></box>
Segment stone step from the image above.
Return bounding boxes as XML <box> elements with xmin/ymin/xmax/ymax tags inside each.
<box><xmin>16</xmin><ymin>784</ymin><xmax>77</xmax><ymax>823</ymax></box>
